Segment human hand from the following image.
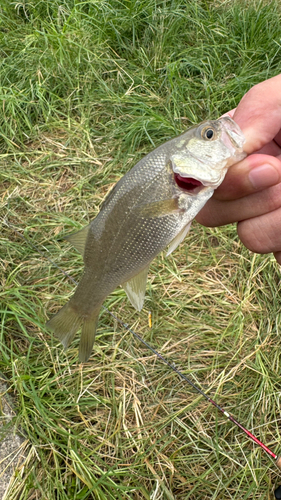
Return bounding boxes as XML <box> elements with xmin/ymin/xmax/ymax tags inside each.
<box><xmin>196</xmin><ymin>74</ymin><xmax>281</xmax><ymax>264</ymax></box>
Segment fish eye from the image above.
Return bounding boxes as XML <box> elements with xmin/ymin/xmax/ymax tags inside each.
<box><xmin>201</xmin><ymin>127</ymin><xmax>216</xmax><ymax>141</ymax></box>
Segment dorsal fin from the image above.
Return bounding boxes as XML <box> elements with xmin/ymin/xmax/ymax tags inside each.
<box><xmin>122</xmin><ymin>265</ymin><xmax>150</xmax><ymax>312</ymax></box>
<box><xmin>99</xmin><ymin>182</ymin><xmax>120</xmax><ymax>211</ymax></box>
<box><xmin>65</xmin><ymin>225</ymin><xmax>90</xmax><ymax>256</ymax></box>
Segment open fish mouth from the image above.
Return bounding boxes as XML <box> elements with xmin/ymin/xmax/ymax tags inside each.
<box><xmin>174</xmin><ymin>173</ymin><xmax>204</xmax><ymax>194</ymax></box>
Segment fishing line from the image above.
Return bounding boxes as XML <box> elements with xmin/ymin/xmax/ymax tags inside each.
<box><xmin>4</xmin><ymin>221</ymin><xmax>281</xmax><ymax>473</ymax></box>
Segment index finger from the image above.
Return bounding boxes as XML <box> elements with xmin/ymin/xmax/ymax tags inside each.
<box><xmin>213</xmin><ymin>153</ymin><xmax>281</xmax><ymax>201</ymax></box>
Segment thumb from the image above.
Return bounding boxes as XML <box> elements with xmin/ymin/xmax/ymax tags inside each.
<box><xmin>233</xmin><ymin>74</ymin><xmax>281</xmax><ymax>154</ymax></box>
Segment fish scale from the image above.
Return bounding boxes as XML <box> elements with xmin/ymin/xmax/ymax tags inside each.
<box><xmin>46</xmin><ymin>116</ymin><xmax>246</xmax><ymax>362</ymax></box>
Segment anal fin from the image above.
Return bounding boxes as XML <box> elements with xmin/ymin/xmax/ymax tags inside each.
<box><xmin>122</xmin><ymin>265</ymin><xmax>150</xmax><ymax>312</ymax></box>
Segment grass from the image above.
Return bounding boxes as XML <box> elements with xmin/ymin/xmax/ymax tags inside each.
<box><xmin>1</xmin><ymin>0</ymin><xmax>281</xmax><ymax>498</ymax></box>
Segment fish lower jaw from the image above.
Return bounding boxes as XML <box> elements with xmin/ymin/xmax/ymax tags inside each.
<box><xmin>174</xmin><ymin>173</ymin><xmax>212</xmax><ymax>194</ymax></box>
<box><xmin>186</xmin><ymin>185</ymin><xmax>207</xmax><ymax>195</ymax></box>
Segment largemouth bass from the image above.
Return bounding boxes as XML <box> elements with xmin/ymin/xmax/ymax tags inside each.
<box><xmin>47</xmin><ymin>117</ymin><xmax>245</xmax><ymax>362</ymax></box>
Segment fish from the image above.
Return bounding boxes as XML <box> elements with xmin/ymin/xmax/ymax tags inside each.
<box><xmin>46</xmin><ymin>116</ymin><xmax>246</xmax><ymax>362</ymax></box>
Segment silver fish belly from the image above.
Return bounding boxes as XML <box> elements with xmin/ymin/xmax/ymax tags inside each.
<box><xmin>46</xmin><ymin>116</ymin><xmax>246</xmax><ymax>361</ymax></box>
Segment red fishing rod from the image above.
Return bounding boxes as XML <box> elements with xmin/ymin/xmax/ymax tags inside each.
<box><xmin>108</xmin><ymin>308</ymin><xmax>281</xmax><ymax>472</ymax></box>
<box><xmin>123</xmin><ymin>323</ymin><xmax>281</xmax><ymax>500</ymax></box>
<box><xmin>7</xmin><ymin>224</ymin><xmax>281</xmax><ymax>490</ymax></box>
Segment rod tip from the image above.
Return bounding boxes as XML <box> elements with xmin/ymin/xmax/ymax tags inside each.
<box><xmin>276</xmin><ymin>456</ymin><xmax>281</xmax><ymax>471</ymax></box>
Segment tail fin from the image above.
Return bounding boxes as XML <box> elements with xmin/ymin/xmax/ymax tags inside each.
<box><xmin>78</xmin><ymin>313</ymin><xmax>100</xmax><ymax>363</ymax></box>
<box><xmin>46</xmin><ymin>303</ymin><xmax>100</xmax><ymax>362</ymax></box>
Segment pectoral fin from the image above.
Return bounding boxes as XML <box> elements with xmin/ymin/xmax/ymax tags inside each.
<box><xmin>122</xmin><ymin>265</ymin><xmax>150</xmax><ymax>311</ymax></box>
<box><xmin>166</xmin><ymin>222</ymin><xmax>192</xmax><ymax>256</ymax></box>
<box><xmin>139</xmin><ymin>198</ymin><xmax>181</xmax><ymax>218</ymax></box>
<box><xmin>65</xmin><ymin>225</ymin><xmax>90</xmax><ymax>256</ymax></box>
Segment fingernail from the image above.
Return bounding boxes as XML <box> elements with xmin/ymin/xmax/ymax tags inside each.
<box><xmin>248</xmin><ymin>164</ymin><xmax>280</xmax><ymax>189</ymax></box>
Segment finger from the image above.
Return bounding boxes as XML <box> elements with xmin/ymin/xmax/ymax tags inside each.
<box><xmin>237</xmin><ymin>206</ymin><xmax>281</xmax><ymax>254</ymax></box>
<box><xmin>274</xmin><ymin>128</ymin><xmax>281</xmax><ymax>148</ymax></box>
<box><xmin>273</xmin><ymin>251</ymin><xmax>281</xmax><ymax>265</ymax></box>
<box><xmin>214</xmin><ymin>154</ymin><xmax>281</xmax><ymax>201</ymax></box>
<box><xmin>196</xmin><ymin>183</ymin><xmax>281</xmax><ymax>227</ymax></box>
<box><xmin>221</xmin><ymin>109</ymin><xmax>236</xmax><ymax>118</ymax></box>
<box><xmin>257</xmin><ymin>140</ymin><xmax>281</xmax><ymax>156</ymax></box>
<box><xmin>233</xmin><ymin>74</ymin><xmax>281</xmax><ymax>154</ymax></box>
